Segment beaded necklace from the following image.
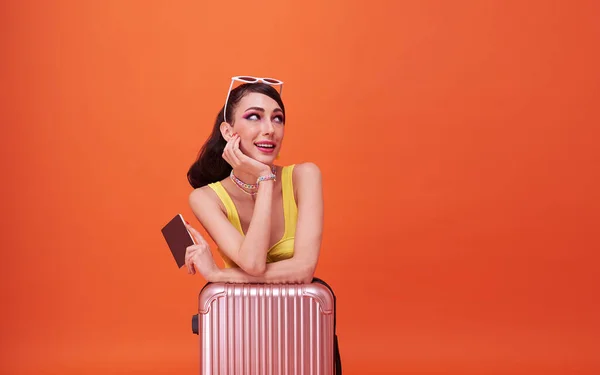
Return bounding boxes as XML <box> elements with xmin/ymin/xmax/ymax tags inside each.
<box><xmin>230</xmin><ymin>165</ymin><xmax>276</xmax><ymax>196</ymax></box>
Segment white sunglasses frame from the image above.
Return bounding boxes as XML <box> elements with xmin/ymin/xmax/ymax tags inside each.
<box><xmin>223</xmin><ymin>76</ymin><xmax>284</xmax><ymax>123</ymax></box>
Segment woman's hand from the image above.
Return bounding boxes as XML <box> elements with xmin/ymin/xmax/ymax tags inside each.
<box><xmin>184</xmin><ymin>223</ymin><xmax>220</xmax><ymax>280</ymax></box>
<box><xmin>222</xmin><ymin>134</ymin><xmax>272</xmax><ymax>180</ymax></box>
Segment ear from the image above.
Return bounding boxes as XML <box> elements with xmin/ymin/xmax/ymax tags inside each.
<box><xmin>219</xmin><ymin>121</ymin><xmax>234</xmax><ymax>141</ymax></box>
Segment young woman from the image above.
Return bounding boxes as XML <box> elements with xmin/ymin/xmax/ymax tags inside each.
<box><xmin>184</xmin><ymin>77</ymin><xmax>323</xmax><ymax>284</ymax></box>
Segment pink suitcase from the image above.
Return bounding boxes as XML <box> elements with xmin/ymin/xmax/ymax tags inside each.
<box><xmin>192</xmin><ymin>278</ymin><xmax>341</xmax><ymax>375</ymax></box>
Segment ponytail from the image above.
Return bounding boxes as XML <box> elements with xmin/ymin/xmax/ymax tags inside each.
<box><xmin>187</xmin><ymin>108</ymin><xmax>231</xmax><ymax>188</ymax></box>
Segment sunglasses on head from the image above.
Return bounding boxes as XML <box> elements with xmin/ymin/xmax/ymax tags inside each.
<box><xmin>223</xmin><ymin>76</ymin><xmax>284</xmax><ymax>123</ymax></box>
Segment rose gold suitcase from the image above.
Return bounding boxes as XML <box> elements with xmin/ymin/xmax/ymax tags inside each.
<box><xmin>192</xmin><ymin>278</ymin><xmax>342</xmax><ymax>375</ymax></box>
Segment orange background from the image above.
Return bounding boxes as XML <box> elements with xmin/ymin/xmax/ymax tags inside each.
<box><xmin>1</xmin><ymin>1</ymin><xmax>599</xmax><ymax>374</ymax></box>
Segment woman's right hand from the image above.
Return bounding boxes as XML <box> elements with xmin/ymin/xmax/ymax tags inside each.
<box><xmin>184</xmin><ymin>223</ymin><xmax>220</xmax><ymax>280</ymax></box>
<box><xmin>222</xmin><ymin>134</ymin><xmax>272</xmax><ymax>180</ymax></box>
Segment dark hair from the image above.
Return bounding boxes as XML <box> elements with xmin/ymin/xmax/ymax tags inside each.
<box><xmin>187</xmin><ymin>83</ymin><xmax>286</xmax><ymax>188</ymax></box>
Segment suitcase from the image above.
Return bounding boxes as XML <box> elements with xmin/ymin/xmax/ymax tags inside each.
<box><xmin>192</xmin><ymin>278</ymin><xmax>342</xmax><ymax>375</ymax></box>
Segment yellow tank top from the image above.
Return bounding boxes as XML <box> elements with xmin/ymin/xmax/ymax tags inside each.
<box><xmin>207</xmin><ymin>164</ymin><xmax>297</xmax><ymax>268</ymax></box>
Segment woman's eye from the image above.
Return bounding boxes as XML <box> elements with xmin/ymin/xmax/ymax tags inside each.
<box><xmin>246</xmin><ymin>114</ymin><xmax>259</xmax><ymax>121</ymax></box>
<box><xmin>274</xmin><ymin>115</ymin><xmax>284</xmax><ymax>123</ymax></box>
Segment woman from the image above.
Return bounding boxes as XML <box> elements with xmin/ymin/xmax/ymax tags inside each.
<box><xmin>183</xmin><ymin>77</ymin><xmax>323</xmax><ymax>284</ymax></box>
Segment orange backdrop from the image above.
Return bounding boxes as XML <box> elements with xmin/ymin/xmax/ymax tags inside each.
<box><xmin>1</xmin><ymin>1</ymin><xmax>599</xmax><ymax>374</ymax></box>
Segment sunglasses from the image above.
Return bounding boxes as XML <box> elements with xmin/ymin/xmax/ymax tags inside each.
<box><xmin>223</xmin><ymin>76</ymin><xmax>284</xmax><ymax>123</ymax></box>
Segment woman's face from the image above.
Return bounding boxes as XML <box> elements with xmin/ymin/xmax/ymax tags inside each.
<box><xmin>228</xmin><ymin>92</ymin><xmax>285</xmax><ymax>165</ymax></box>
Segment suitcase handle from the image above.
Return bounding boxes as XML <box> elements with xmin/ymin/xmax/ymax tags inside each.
<box><xmin>191</xmin><ymin>314</ymin><xmax>199</xmax><ymax>335</ymax></box>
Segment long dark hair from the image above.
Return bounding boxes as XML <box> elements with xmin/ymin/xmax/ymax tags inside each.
<box><xmin>187</xmin><ymin>83</ymin><xmax>286</xmax><ymax>188</ymax></box>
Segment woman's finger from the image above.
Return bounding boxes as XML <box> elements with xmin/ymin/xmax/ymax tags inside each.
<box><xmin>223</xmin><ymin>145</ymin><xmax>236</xmax><ymax>168</ymax></box>
<box><xmin>185</xmin><ymin>253</ymin><xmax>192</xmax><ymax>274</ymax></box>
<box><xmin>226</xmin><ymin>135</ymin><xmax>241</xmax><ymax>166</ymax></box>
<box><xmin>233</xmin><ymin>135</ymin><xmax>242</xmax><ymax>155</ymax></box>
<box><xmin>186</xmin><ymin>225</ymin><xmax>206</xmax><ymax>245</ymax></box>
<box><xmin>185</xmin><ymin>223</ymin><xmax>200</xmax><ymax>242</ymax></box>
<box><xmin>222</xmin><ymin>137</ymin><xmax>235</xmax><ymax>166</ymax></box>
<box><xmin>231</xmin><ymin>141</ymin><xmax>248</xmax><ymax>170</ymax></box>
<box><xmin>186</xmin><ymin>245</ymin><xmax>199</xmax><ymax>259</ymax></box>
<box><xmin>185</xmin><ymin>249</ymin><xmax>193</xmax><ymax>274</ymax></box>
<box><xmin>232</xmin><ymin>135</ymin><xmax>251</xmax><ymax>163</ymax></box>
<box><xmin>185</xmin><ymin>249</ymin><xmax>197</xmax><ymax>274</ymax></box>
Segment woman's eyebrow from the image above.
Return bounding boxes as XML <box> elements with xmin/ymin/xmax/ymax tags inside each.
<box><xmin>244</xmin><ymin>106</ymin><xmax>265</xmax><ymax>112</ymax></box>
<box><xmin>244</xmin><ymin>107</ymin><xmax>283</xmax><ymax>113</ymax></box>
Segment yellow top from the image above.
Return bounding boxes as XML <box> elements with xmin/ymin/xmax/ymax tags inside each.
<box><xmin>207</xmin><ymin>164</ymin><xmax>297</xmax><ymax>268</ymax></box>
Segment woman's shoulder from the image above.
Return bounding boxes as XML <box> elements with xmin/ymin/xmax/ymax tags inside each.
<box><xmin>289</xmin><ymin>162</ymin><xmax>321</xmax><ymax>175</ymax></box>
<box><xmin>289</xmin><ymin>162</ymin><xmax>322</xmax><ymax>186</ymax></box>
<box><xmin>188</xmin><ymin>183</ymin><xmax>224</xmax><ymax>210</ymax></box>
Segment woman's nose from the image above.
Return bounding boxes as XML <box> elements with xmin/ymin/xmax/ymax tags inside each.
<box><xmin>262</xmin><ymin>119</ymin><xmax>275</xmax><ymax>134</ymax></box>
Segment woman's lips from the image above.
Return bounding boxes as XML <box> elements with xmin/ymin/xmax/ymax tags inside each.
<box><xmin>255</xmin><ymin>142</ymin><xmax>276</xmax><ymax>154</ymax></box>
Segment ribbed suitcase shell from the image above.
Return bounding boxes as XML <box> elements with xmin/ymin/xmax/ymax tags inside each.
<box><xmin>197</xmin><ymin>282</ymin><xmax>335</xmax><ymax>375</ymax></box>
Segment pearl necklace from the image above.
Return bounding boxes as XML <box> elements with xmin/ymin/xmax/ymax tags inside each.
<box><xmin>230</xmin><ymin>166</ymin><xmax>276</xmax><ymax>196</ymax></box>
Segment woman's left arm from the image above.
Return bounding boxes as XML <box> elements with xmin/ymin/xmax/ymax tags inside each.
<box><xmin>186</xmin><ymin>162</ymin><xmax>324</xmax><ymax>284</ymax></box>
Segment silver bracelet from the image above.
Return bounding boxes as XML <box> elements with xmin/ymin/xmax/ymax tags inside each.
<box><xmin>257</xmin><ymin>173</ymin><xmax>276</xmax><ymax>184</ymax></box>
